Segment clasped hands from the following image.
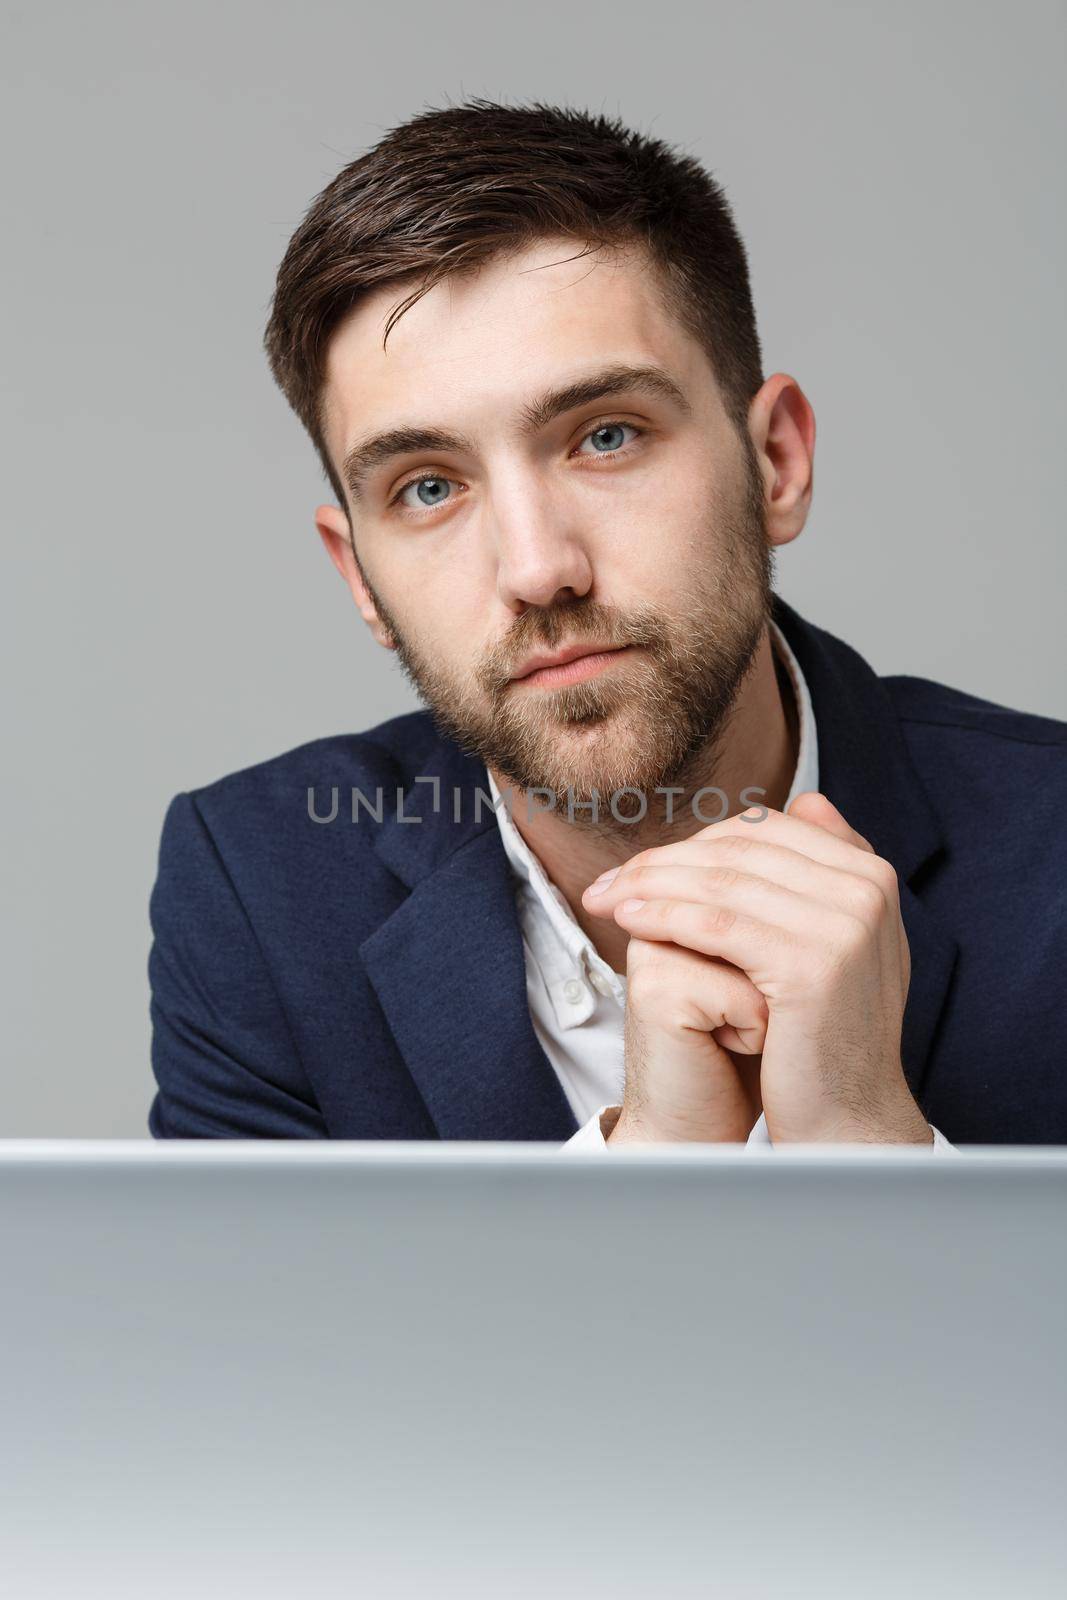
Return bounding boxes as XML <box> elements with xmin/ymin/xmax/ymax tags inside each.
<box><xmin>581</xmin><ymin>791</ymin><xmax>933</xmax><ymax>1146</ymax></box>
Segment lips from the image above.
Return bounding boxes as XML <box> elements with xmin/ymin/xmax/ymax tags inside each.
<box><xmin>510</xmin><ymin>642</ymin><xmax>626</xmax><ymax>681</ymax></box>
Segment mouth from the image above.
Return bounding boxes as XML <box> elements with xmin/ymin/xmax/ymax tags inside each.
<box><xmin>509</xmin><ymin>644</ymin><xmax>635</xmax><ymax>689</ymax></box>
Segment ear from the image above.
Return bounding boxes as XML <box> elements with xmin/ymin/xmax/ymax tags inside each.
<box><xmin>746</xmin><ymin>375</ymin><xmax>815</xmax><ymax>551</ymax></box>
<box><xmin>314</xmin><ymin>503</ymin><xmax>396</xmax><ymax>650</ymax></box>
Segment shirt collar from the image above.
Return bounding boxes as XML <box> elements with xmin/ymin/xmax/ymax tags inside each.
<box><xmin>486</xmin><ymin>617</ymin><xmax>819</xmax><ymax>1007</ymax></box>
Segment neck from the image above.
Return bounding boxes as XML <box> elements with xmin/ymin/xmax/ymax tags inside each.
<box><xmin>488</xmin><ymin>623</ymin><xmax>799</xmax><ymax>974</ymax></box>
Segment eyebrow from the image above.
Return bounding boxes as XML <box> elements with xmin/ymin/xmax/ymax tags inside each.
<box><xmin>340</xmin><ymin>362</ymin><xmax>692</xmax><ymax>504</ymax></box>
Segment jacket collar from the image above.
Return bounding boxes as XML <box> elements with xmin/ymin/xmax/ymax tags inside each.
<box><xmin>359</xmin><ymin>598</ymin><xmax>958</xmax><ymax>1137</ymax></box>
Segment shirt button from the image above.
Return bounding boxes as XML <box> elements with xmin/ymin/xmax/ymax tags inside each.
<box><xmin>563</xmin><ymin>978</ymin><xmax>586</xmax><ymax>1005</ymax></box>
<box><xmin>588</xmin><ymin>969</ymin><xmax>613</xmax><ymax>997</ymax></box>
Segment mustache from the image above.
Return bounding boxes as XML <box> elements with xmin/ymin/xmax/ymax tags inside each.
<box><xmin>478</xmin><ymin>601</ymin><xmax>667</xmax><ymax>693</ymax></box>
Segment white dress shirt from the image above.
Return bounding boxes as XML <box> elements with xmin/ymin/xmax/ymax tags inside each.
<box><xmin>486</xmin><ymin>621</ymin><xmax>957</xmax><ymax>1152</ymax></box>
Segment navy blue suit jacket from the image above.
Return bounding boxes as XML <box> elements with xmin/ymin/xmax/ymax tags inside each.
<box><xmin>147</xmin><ymin>596</ymin><xmax>1067</xmax><ymax>1144</ymax></box>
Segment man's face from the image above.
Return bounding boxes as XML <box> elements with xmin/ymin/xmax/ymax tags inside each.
<box><xmin>319</xmin><ymin>236</ymin><xmax>773</xmax><ymax>810</ymax></box>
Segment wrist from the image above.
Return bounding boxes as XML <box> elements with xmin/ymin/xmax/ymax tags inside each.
<box><xmin>860</xmin><ymin>1082</ymin><xmax>934</xmax><ymax>1145</ymax></box>
<box><xmin>775</xmin><ymin>1091</ymin><xmax>933</xmax><ymax>1146</ymax></box>
<box><xmin>606</xmin><ymin>1101</ymin><xmax>750</xmax><ymax>1145</ymax></box>
<box><xmin>606</xmin><ymin>1103</ymin><xmax>684</xmax><ymax>1145</ymax></box>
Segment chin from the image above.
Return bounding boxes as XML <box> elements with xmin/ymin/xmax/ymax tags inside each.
<box><xmin>536</xmin><ymin>730</ymin><xmax>668</xmax><ymax>803</ymax></box>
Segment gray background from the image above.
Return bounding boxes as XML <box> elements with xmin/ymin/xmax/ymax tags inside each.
<box><xmin>2</xmin><ymin>0</ymin><xmax>1063</xmax><ymax>1137</ymax></box>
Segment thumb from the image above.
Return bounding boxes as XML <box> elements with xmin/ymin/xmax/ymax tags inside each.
<box><xmin>786</xmin><ymin>790</ymin><xmax>875</xmax><ymax>854</ymax></box>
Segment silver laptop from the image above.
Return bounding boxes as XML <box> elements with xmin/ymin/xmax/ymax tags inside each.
<box><xmin>2</xmin><ymin>1141</ymin><xmax>1065</xmax><ymax>1599</ymax></box>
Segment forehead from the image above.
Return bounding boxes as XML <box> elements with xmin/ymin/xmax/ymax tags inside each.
<box><xmin>321</xmin><ymin>236</ymin><xmax>706</xmax><ymax>469</ymax></box>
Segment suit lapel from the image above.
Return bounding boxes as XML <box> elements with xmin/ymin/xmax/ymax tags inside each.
<box><xmin>772</xmin><ymin>596</ymin><xmax>960</xmax><ymax>1102</ymax></box>
<box><xmin>359</xmin><ymin>738</ymin><xmax>579</xmax><ymax>1141</ymax></box>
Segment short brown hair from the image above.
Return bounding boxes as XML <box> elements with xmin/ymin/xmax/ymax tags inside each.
<box><xmin>263</xmin><ymin>96</ymin><xmax>765</xmax><ymax>519</ymax></box>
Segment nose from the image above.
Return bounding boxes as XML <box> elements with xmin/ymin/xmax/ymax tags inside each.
<box><xmin>491</xmin><ymin>480</ymin><xmax>594</xmax><ymax>611</ymax></box>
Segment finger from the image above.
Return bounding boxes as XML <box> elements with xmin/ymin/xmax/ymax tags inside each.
<box><xmin>591</xmin><ymin>802</ymin><xmax>883</xmax><ymax>891</ymax></box>
<box><xmin>690</xmin><ymin>955</ymin><xmax>769</xmax><ymax>1055</ymax></box>
<box><xmin>600</xmin><ymin>863</ymin><xmax>864</xmax><ymax>957</ymax></box>
<box><xmin>613</xmin><ymin>895</ymin><xmax>801</xmax><ymax>991</ymax></box>
<box><xmin>784</xmin><ymin>791</ymin><xmax>876</xmax><ymax>854</ymax></box>
<box><xmin>704</xmin><ymin>802</ymin><xmax>876</xmax><ymax>869</ymax></box>
<box><xmin>583</xmin><ymin>837</ymin><xmax>899</xmax><ymax>917</ymax></box>
<box><xmin>628</xmin><ymin>943</ymin><xmax>768</xmax><ymax>1056</ymax></box>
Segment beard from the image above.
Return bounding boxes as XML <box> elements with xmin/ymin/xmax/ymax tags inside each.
<box><xmin>358</xmin><ymin>429</ymin><xmax>775</xmax><ymax>832</ymax></box>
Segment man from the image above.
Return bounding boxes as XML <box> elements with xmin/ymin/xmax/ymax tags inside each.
<box><xmin>147</xmin><ymin>98</ymin><xmax>1067</xmax><ymax>1146</ymax></box>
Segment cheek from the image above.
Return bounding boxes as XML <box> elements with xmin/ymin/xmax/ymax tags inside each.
<box><xmin>616</xmin><ymin>456</ymin><xmax>723</xmax><ymax>566</ymax></box>
<box><xmin>407</xmin><ymin>584</ymin><xmax>488</xmax><ymax>676</ymax></box>
<box><xmin>600</xmin><ymin>491</ymin><xmax>711</xmax><ymax>602</ymax></box>
<box><xmin>669</xmin><ymin>478</ymin><xmax>738</xmax><ymax>574</ymax></box>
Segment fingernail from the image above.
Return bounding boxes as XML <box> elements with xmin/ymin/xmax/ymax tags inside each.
<box><xmin>585</xmin><ymin>867</ymin><xmax>619</xmax><ymax>896</ymax></box>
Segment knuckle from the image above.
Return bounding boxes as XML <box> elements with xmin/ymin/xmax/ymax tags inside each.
<box><xmin>625</xmin><ymin>956</ymin><xmax>669</xmax><ymax>1011</ymax></box>
<box><xmin>870</xmin><ymin>855</ymin><xmax>899</xmax><ymax>897</ymax></box>
<box><xmin>704</xmin><ymin>902</ymin><xmax>737</xmax><ymax>936</ymax></box>
<box><xmin>644</xmin><ymin>897</ymin><xmax>672</xmax><ymax>927</ymax></box>
<box><xmin>850</xmin><ymin>877</ymin><xmax>886</xmax><ymax>921</ymax></box>
<box><xmin>701</xmin><ymin>863</ymin><xmax>740</xmax><ymax>893</ymax></box>
<box><xmin>626</xmin><ymin>936</ymin><xmax>667</xmax><ymax>978</ymax></box>
<box><xmin>838</xmin><ymin>909</ymin><xmax>875</xmax><ymax>955</ymax></box>
<box><xmin>716</xmin><ymin>831</ymin><xmax>756</xmax><ymax>859</ymax></box>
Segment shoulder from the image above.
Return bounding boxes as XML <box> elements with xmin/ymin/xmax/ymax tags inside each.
<box><xmin>883</xmin><ymin>673</ymin><xmax>1067</xmax><ymax>866</ymax></box>
<box><xmin>152</xmin><ymin>708</ymin><xmax>459</xmax><ymax>917</ymax></box>
<box><xmin>165</xmin><ymin>707</ymin><xmax>467</xmax><ymax>853</ymax></box>
<box><xmin>884</xmin><ymin>673</ymin><xmax>1067</xmax><ymax>795</ymax></box>
<box><xmin>185</xmin><ymin>708</ymin><xmax>448</xmax><ymax>816</ymax></box>
<box><xmin>884</xmin><ymin>673</ymin><xmax>1067</xmax><ymax>750</ymax></box>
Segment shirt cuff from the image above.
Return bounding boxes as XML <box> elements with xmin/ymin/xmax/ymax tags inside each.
<box><xmin>560</xmin><ymin>1108</ymin><xmax>958</xmax><ymax>1151</ymax></box>
<box><xmin>742</xmin><ymin>1114</ymin><xmax>957</xmax><ymax>1150</ymax></box>
<box><xmin>560</xmin><ymin>1105</ymin><xmax>766</xmax><ymax>1150</ymax></box>
<box><xmin>560</xmin><ymin>1104</ymin><xmax>620</xmax><ymax>1150</ymax></box>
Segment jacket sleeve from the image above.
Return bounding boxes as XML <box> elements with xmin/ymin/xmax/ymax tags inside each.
<box><xmin>147</xmin><ymin>791</ymin><xmax>328</xmax><ymax>1139</ymax></box>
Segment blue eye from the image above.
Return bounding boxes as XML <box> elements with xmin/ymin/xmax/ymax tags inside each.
<box><xmin>576</xmin><ymin>421</ymin><xmax>642</xmax><ymax>456</ymax></box>
<box><xmin>394</xmin><ymin>474</ymin><xmax>456</xmax><ymax>512</ymax></box>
